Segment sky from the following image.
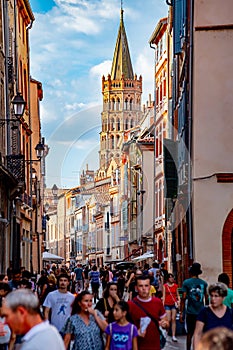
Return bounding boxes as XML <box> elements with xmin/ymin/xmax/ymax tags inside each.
<box><xmin>29</xmin><ymin>0</ymin><xmax>168</xmax><ymax>189</ymax></box>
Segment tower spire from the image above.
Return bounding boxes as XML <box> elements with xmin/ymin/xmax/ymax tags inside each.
<box><xmin>111</xmin><ymin>4</ymin><xmax>134</xmax><ymax>80</ymax></box>
<box><xmin>121</xmin><ymin>0</ymin><xmax>123</xmax><ymax>20</ymax></box>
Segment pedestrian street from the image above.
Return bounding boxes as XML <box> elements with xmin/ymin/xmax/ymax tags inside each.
<box><xmin>164</xmin><ymin>335</ymin><xmax>186</xmax><ymax>350</ymax></box>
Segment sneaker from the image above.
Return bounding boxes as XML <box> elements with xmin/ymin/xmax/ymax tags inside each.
<box><xmin>172</xmin><ymin>336</ymin><xmax>178</xmax><ymax>342</ymax></box>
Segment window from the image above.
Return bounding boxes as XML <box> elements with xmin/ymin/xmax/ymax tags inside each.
<box><xmin>111</xmin><ymin>98</ymin><xmax>115</xmax><ymax>111</ymax></box>
<box><xmin>116</xmin><ymin>118</ymin><xmax>120</xmax><ymax>131</ymax></box>
<box><xmin>130</xmin><ymin>98</ymin><xmax>133</xmax><ymax>111</ymax></box>
<box><xmin>116</xmin><ymin>98</ymin><xmax>120</xmax><ymax>110</ymax></box>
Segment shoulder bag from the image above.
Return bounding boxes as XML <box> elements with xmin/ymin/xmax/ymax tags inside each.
<box><xmin>166</xmin><ymin>284</ymin><xmax>179</xmax><ymax>309</ymax></box>
<box><xmin>132</xmin><ymin>299</ymin><xmax>167</xmax><ymax>349</ymax></box>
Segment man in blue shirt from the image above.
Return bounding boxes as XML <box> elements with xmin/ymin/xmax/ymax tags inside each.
<box><xmin>180</xmin><ymin>262</ymin><xmax>208</xmax><ymax>350</ymax></box>
<box><xmin>74</xmin><ymin>263</ymin><xmax>84</xmax><ymax>293</ymax></box>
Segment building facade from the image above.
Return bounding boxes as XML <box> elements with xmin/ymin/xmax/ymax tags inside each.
<box><xmin>0</xmin><ymin>0</ymin><xmax>45</xmax><ymax>274</ymax></box>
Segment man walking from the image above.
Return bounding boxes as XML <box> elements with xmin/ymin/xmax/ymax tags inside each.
<box><xmin>128</xmin><ymin>275</ymin><xmax>169</xmax><ymax>350</ymax></box>
<box><xmin>180</xmin><ymin>262</ymin><xmax>208</xmax><ymax>350</ymax></box>
<box><xmin>43</xmin><ymin>273</ymin><xmax>75</xmax><ymax>334</ymax></box>
<box><xmin>74</xmin><ymin>263</ymin><xmax>84</xmax><ymax>293</ymax></box>
<box><xmin>1</xmin><ymin>289</ymin><xmax>65</xmax><ymax>349</ymax></box>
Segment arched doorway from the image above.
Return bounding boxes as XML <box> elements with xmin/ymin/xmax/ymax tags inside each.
<box><xmin>222</xmin><ymin>209</ymin><xmax>233</xmax><ymax>287</ymax></box>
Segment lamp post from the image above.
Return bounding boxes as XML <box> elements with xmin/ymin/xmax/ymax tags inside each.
<box><xmin>11</xmin><ymin>92</ymin><xmax>26</xmax><ymax>118</ymax></box>
<box><xmin>30</xmin><ymin>141</ymin><xmax>45</xmax><ymax>274</ymax></box>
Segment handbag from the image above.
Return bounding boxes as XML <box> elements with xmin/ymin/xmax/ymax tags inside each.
<box><xmin>166</xmin><ymin>284</ymin><xmax>179</xmax><ymax>309</ymax></box>
<box><xmin>132</xmin><ymin>299</ymin><xmax>167</xmax><ymax>349</ymax></box>
<box><xmin>123</xmin><ymin>287</ymin><xmax>129</xmax><ymax>301</ymax></box>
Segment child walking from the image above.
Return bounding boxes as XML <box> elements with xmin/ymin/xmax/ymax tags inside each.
<box><xmin>105</xmin><ymin>300</ymin><xmax>138</xmax><ymax>350</ymax></box>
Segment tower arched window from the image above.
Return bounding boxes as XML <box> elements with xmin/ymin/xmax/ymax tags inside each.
<box><xmin>110</xmin><ymin>118</ymin><xmax>114</xmax><ymax>131</ymax></box>
<box><xmin>130</xmin><ymin>98</ymin><xmax>133</xmax><ymax>111</ymax></box>
<box><xmin>130</xmin><ymin>119</ymin><xmax>134</xmax><ymax>128</ymax></box>
<box><xmin>125</xmin><ymin>118</ymin><xmax>129</xmax><ymax>130</ymax></box>
<box><xmin>116</xmin><ymin>118</ymin><xmax>120</xmax><ymax>131</ymax></box>
<box><xmin>116</xmin><ymin>135</ymin><xmax>120</xmax><ymax>148</ymax></box>
<box><xmin>104</xmin><ymin>99</ymin><xmax>108</xmax><ymax>111</ymax></box>
<box><xmin>111</xmin><ymin>98</ymin><xmax>115</xmax><ymax>111</ymax></box>
<box><xmin>110</xmin><ymin>135</ymin><xmax>114</xmax><ymax>149</ymax></box>
<box><xmin>124</xmin><ymin>98</ymin><xmax>128</xmax><ymax>110</ymax></box>
<box><xmin>116</xmin><ymin>98</ymin><xmax>120</xmax><ymax>111</ymax></box>
<box><xmin>103</xmin><ymin>119</ymin><xmax>107</xmax><ymax>132</ymax></box>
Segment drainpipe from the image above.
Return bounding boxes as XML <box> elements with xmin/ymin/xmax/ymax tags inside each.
<box><xmin>3</xmin><ymin>0</ymin><xmax>11</xmax><ymax>155</ymax></box>
<box><xmin>149</xmin><ymin>42</ymin><xmax>157</xmax><ymax>260</ymax></box>
<box><xmin>26</xmin><ymin>19</ymin><xmax>34</xmax><ymax>272</ymax></box>
<box><xmin>187</xmin><ymin>0</ymin><xmax>194</xmax><ymax>260</ymax></box>
<box><xmin>13</xmin><ymin>0</ymin><xmax>18</xmax><ymax>92</ymax></box>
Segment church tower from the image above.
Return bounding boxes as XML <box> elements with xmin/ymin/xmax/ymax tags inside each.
<box><xmin>98</xmin><ymin>8</ymin><xmax>142</xmax><ymax>176</ymax></box>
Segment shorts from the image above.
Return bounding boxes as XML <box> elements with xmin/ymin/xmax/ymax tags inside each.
<box><xmin>186</xmin><ymin>313</ymin><xmax>198</xmax><ymax>335</ymax></box>
<box><xmin>165</xmin><ymin>304</ymin><xmax>177</xmax><ymax>311</ymax></box>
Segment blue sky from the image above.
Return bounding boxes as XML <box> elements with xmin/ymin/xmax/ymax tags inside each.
<box><xmin>29</xmin><ymin>0</ymin><xmax>168</xmax><ymax>188</ymax></box>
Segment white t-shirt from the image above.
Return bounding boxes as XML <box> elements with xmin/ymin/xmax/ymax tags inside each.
<box><xmin>0</xmin><ymin>316</ymin><xmax>11</xmax><ymax>344</ymax></box>
<box><xmin>21</xmin><ymin>321</ymin><xmax>65</xmax><ymax>350</ymax></box>
<box><xmin>43</xmin><ymin>290</ymin><xmax>75</xmax><ymax>332</ymax></box>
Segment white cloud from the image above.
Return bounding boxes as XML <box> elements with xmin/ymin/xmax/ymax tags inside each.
<box><xmin>135</xmin><ymin>49</ymin><xmax>155</xmax><ymax>103</ymax></box>
<box><xmin>64</xmin><ymin>102</ymin><xmax>86</xmax><ymax>111</ymax></box>
<box><xmin>90</xmin><ymin>60</ymin><xmax>112</xmax><ymax>78</ymax></box>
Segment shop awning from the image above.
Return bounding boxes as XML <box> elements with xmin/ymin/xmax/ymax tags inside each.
<box><xmin>132</xmin><ymin>251</ymin><xmax>154</xmax><ymax>262</ymax></box>
<box><xmin>42</xmin><ymin>252</ymin><xmax>64</xmax><ymax>262</ymax></box>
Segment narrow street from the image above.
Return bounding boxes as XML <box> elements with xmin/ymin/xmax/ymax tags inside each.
<box><xmin>165</xmin><ymin>335</ymin><xmax>186</xmax><ymax>350</ymax></box>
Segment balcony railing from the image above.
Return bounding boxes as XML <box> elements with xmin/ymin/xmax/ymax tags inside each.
<box><xmin>7</xmin><ymin>154</ymin><xmax>25</xmax><ymax>183</ymax></box>
<box><xmin>7</xmin><ymin>57</ymin><xmax>13</xmax><ymax>84</ymax></box>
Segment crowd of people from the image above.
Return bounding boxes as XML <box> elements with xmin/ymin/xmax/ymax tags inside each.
<box><xmin>0</xmin><ymin>261</ymin><xmax>233</xmax><ymax>349</ymax></box>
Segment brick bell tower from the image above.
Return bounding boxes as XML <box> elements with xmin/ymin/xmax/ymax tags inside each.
<box><xmin>98</xmin><ymin>7</ymin><xmax>142</xmax><ymax>177</ymax></box>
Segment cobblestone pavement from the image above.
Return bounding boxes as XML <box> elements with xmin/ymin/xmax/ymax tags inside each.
<box><xmin>164</xmin><ymin>335</ymin><xmax>186</xmax><ymax>349</ymax></box>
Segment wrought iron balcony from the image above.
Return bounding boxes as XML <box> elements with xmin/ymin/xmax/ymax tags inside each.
<box><xmin>7</xmin><ymin>57</ymin><xmax>13</xmax><ymax>84</ymax></box>
<box><xmin>6</xmin><ymin>154</ymin><xmax>25</xmax><ymax>183</ymax></box>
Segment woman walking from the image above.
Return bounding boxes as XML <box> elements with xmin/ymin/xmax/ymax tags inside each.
<box><xmin>193</xmin><ymin>282</ymin><xmax>233</xmax><ymax>349</ymax></box>
<box><xmin>95</xmin><ymin>282</ymin><xmax>120</xmax><ymax>323</ymax></box>
<box><xmin>163</xmin><ymin>273</ymin><xmax>180</xmax><ymax>342</ymax></box>
<box><xmin>63</xmin><ymin>290</ymin><xmax>107</xmax><ymax>350</ymax></box>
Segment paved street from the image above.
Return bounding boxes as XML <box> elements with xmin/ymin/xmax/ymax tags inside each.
<box><xmin>164</xmin><ymin>335</ymin><xmax>186</xmax><ymax>350</ymax></box>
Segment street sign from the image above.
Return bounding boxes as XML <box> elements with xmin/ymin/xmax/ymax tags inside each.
<box><xmin>119</xmin><ymin>236</ymin><xmax>128</xmax><ymax>241</ymax></box>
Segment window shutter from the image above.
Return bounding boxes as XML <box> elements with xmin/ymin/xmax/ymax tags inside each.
<box><xmin>173</xmin><ymin>0</ymin><xmax>182</xmax><ymax>54</ymax></box>
<box><xmin>163</xmin><ymin>139</ymin><xmax>178</xmax><ymax>198</ymax></box>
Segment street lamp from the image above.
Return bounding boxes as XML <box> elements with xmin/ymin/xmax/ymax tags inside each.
<box><xmin>35</xmin><ymin>141</ymin><xmax>45</xmax><ymax>159</ymax></box>
<box><xmin>52</xmin><ymin>184</ymin><xmax>58</xmax><ymax>197</ymax></box>
<box><xmin>0</xmin><ymin>92</ymin><xmax>25</xmax><ymax>125</ymax></box>
<box><xmin>24</xmin><ymin>142</ymin><xmax>45</xmax><ymax>164</ymax></box>
<box><xmin>44</xmin><ymin>202</ymin><xmax>50</xmax><ymax>213</ymax></box>
<box><xmin>11</xmin><ymin>92</ymin><xmax>26</xmax><ymax>118</ymax></box>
